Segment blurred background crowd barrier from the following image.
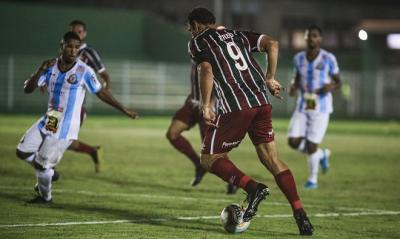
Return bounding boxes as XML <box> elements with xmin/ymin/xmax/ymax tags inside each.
<box><xmin>0</xmin><ymin>1</ymin><xmax>399</xmax><ymax>118</ymax></box>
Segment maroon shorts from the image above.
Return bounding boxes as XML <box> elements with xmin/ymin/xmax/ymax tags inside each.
<box><xmin>173</xmin><ymin>100</ymin><xmax>208</xmax><ymax>139</ymax></box>
<box><xmin>201</xmin><ymin>105</ymin><xmax>274</xmax><ymax>154</ymax></box>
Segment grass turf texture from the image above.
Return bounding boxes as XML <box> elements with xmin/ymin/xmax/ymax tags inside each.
<box><xmin>0</xmin><ymin>115</ymin><xmax>399</xmax><ymax>239</ymax></box>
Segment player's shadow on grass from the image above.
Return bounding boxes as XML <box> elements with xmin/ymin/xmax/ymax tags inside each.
<box><xmin>0</xmin><ymin>192</ymin><xmax>297</xmax><ymax>236</ymax></box>
<box><xmin>80</xmin><ymin>174</ymin><xmax>223</xmax><ymax>194</ymax></box>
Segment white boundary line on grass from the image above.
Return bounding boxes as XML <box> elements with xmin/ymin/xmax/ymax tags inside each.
<box><xmin>0</xmin><ymin>210</ymin><xmax>399</xmax><ymax>228</ymax></box>
<box><xmin>0</xmin><ymin>185</ymin><xmax>387</xmax><ymax>213</ymax></box>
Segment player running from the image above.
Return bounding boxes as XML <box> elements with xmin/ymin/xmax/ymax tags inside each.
<box><xmin>288</xmin><ymin>25</ymin><xmax>341</xmax><ymax>189</ymax></box>
<box><xmin>166</xmin><ymin>63</ymin><xmax>209</xmax><ymax>186</ymax></box>
<box><xmin>187</xmin><ymin>8</ymin><xmax>313</xmax><ymax>235</ymax></box>
<box><xmin>166</xmin><ymin>62</ymin><xmax>237</xmax><ymax>194</ymax></box>
<box><xmin>65</xmin><ymin>20</ymin><xmax>113</xmax><ymax>173</ymax></box>
<box><xmin>16</xmin><ymin>31</ymin><xmax>138</xmax><ymax>204</ymax></box>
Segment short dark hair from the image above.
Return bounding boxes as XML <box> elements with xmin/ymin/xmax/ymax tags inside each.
<box><xmin>69</xmin><ymin>20</ymin><xmax>86</xmax><ymax>31</ymax></box>
<box><xmin>307</xmin><ymin>25</ymin><xmax>322</xmax><ymax>35</ymax></box>
<box><xmin>63</xmin><ymin>31</ymin><xmax>81</xmax><ymax>43</ymax></box>
<box><xmin>187</xmin><ymin>7</ymin><xmax>216</xmax><ymax>26</ymax></box>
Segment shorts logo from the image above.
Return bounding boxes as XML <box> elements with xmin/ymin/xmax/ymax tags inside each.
<box><xmin>67</xmin><ymin>74</ymin><xmax>78</xmax><ymax>84</ymax></box>
<box><xmin>222</xmin><ymin>140</ymin><xmax>241</xmax><ymax>148</ymax></box>
<box><xmin>267</xmin><ymin>130</ymin><xmax>274</xmax><ymax>138</ymax></box>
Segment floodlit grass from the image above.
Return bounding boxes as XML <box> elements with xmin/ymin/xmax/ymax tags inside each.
<box><xmin>0</xmin><ymin>115</ymin><xmax>399</xmax><ymax>238</ymax></box>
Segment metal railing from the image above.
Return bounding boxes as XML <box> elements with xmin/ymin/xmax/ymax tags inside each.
<box><xmin>0</xmin><ymin>55</ymin><xmax>399</xmax><ymax>118</ymax></box>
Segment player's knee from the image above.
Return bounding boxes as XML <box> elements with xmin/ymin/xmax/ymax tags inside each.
<box><xmin>16</xmin><ymin>149</ymin><xmax>32</xmax><ymax>160</ymax></box>
<box><xmin>288</xmin><ymin>138</ymin><xmax>300</xmax><ymax>149</ymax></box>
<box><xmin>166</xmin><ymin>130</ymin><xmax>179</xmax><ymax>142</ymax></box>
<box><xmin>200</xmin><ymin>154</ymin><xmax>218</xmax><ymax>171</ymax></box>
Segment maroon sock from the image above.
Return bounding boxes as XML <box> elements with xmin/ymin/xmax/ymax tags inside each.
<box><xmin>274</xmin><ymin>170</ymin><xmax>303</xmax><ymax>212</ymax></box>
<box><xmin>72</xmin><ymin>141</ymin><xmax>96</xmax><ymax>156</ymax></box>
<box><xmin>169</xmin><ymin>136</ymin><xmax>201</xmax><ymax>168</ymax></box>
<box><xmin>210</xmin><ymin>157</ymin><xmax>258</xmax><ymax>193</ymax></box>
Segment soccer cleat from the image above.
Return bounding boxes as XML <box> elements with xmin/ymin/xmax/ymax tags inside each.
<box><xmin>191</xmin><ymin>167</ymin><xmax>206</xmax><ymax>186</ymax></box>
<box><xmin>243</xmin><ymin>183</ymin><xmax>269</xmax><ymax>222</ymax></box>
<box><xmin>26</xmin><ymin>195</ymin><xmax>52</xmax><ymax>204</ymax></box>
<box><xmin>92</xmin><ymin>146</ymin><xmax>104</xmax><ymax>173</ymax></box>
<box><xmin>294</xmin><ymin>211</ymin><xmax>314</xmax><ymax>236</ymax></box>
<box><xmin>226</xmin><ymin>183</ymin><xmax>238</xmax><ymax>195</ymax></box>
<box><xmin>319</xmin><ymin>149</ymin><xmax>331</xmax><ymax>174</ymax></box>
<box><xmin>304</xmin><ymin>181</ymin><xmax>317</xmax><ymax>189</ymax></box>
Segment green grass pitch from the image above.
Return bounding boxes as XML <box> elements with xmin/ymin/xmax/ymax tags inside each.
<box><xmin>0</xmin><ymin>115</ymin><xmax>399</xmax><ymax>238</ymax></box>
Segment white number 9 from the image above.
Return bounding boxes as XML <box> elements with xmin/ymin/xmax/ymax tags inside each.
<box><xmin>226</xmin><ymin>42</ymin><xmax>248</xmax><ymax>71</ymax></box>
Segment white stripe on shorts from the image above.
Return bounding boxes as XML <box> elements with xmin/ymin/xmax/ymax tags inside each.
<box><xmin>210</xmin><ymin>115</ymin><xmax>221</xmax><ymax>154</ymax></box>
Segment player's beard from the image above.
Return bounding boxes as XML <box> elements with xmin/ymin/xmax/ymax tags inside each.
<box><xmin>62</xmin><ymin>54</ymin><xmax>77</xmax><ymax>64</ymax></box>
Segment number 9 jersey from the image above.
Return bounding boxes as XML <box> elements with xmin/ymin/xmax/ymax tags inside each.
<box><xmin>188</xmin><ymin>28</ymin><xmax>270</xmax><ymax>115</ymax></box>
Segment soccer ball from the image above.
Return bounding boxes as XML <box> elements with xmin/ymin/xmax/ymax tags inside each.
<box><xmin>220</xmin><ymin>203</ymin><xmax>251</xmax><ymax>233</ymax></box>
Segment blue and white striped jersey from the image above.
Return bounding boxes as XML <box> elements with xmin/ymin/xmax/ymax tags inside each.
<box><xmin>293</xmin><ymin>49</ymin><xmax>339</xmax><ymax>114</ymax></box>
<box><xmin>37</xmin><ymin>58</ymin><xmax>102</xmax><ymax>140</ymax></box>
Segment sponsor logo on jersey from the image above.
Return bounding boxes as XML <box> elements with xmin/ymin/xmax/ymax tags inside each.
<box><xmin>222</xmin><ymin>140</ymin><xmax>241</xmax><ymax>148</ymax></box>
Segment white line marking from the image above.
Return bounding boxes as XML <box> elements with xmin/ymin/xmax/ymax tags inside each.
<box><xmin>0</xmin><ymin>211</ymin><xmax>399</xmax><ymax>228</ymax></box>
<box><xmin>0</xmin><ymin>185</ymin><xmax>392</xmax><ymax>213</ymax></box>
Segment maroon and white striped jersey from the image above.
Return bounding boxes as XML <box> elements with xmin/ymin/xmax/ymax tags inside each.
<box><xmin>189</xmin><ymin>63</ymin><xmax>201</xmax><ymax>103</ymax></box>
<box><xmin>79</xmin><ymin>43</ymin><xmax>106</xmax><ymax>74</ymax></box>
<box><xmin>189</xmin><ymin>28</ymin><xmax>270</xmax><ymax>114</ymax></box>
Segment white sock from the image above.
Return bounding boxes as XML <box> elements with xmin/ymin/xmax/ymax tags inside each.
<box><xmin>307</xmin><ymin>149</ymin><xmax>323</xmax><ymax>183</ymax></box>
<box><xmin>36</xmin><ymin>168</ymin><xmax>54</xmax><ymax>201</ymax></box>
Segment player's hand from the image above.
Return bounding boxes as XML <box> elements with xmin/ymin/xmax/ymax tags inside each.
<box><xmin>38</xmin><ymin>58</ymin><xmax>57</xmax><ymax>73</ymax></box>
<box><xmin>318</xmin><ymin>83</ymin><xmax>335</xmax><ymax>94</ymax></box>
<box><xmin>124</xmin><ymin>109</ymin><xmax>139</xmax><ymax>119</ymax></box>
<box><xmin>40</xmin><ymin>85</ymin><xmax>48</xmax><ymax>94</ymax></box>
<box><xmin>202</xmin><ymin>106</ymin><xmax>217</xmax><ymax>128</ymax></box>
<box><xmin>266</xmin><ymin>78</ymin><xmax>284</xmax><ymax>99</ymax></box>
<box><xmin>288</xmin><ymin>82</ymin><xmax>297</xmax><ymax>97</ymax></box>
<box><xmin>103</xmin><ymin>82</ymin><xmax>111</xmax><ymax>91</ymax></box>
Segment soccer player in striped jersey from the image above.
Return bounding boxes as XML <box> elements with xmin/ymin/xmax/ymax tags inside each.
<box><xmin>166</xmin><ymin>61</ymin><xmax>237</xmax><ymax>193</ymax></box>
<box><xmin>16</xmin><ymin>31</ymin><xmax>138</xmax><ymax>204</ymax></box>
<box><xmin>187</xmin><ymin>8</ymin><xmax>313</xmax><ymax>235</ymax></box>
<box><xmin>288</xmin><ymin>25</ymin><xmax>341</xmax><ymax>189</ymax></box>
<box><xmin>65</xmin><ymin>20</ymin><xmax>113</xmax><ymax>173</ymax></box>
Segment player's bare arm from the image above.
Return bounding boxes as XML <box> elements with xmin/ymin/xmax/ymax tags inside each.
<box><xmin>199</xmin><ymin>61</ymin><xmax>217</xmax><ymax>128</ymax></box>
<box><xmin>259</xmin><ymin>35</ymin><xmax>284</xmax><ymax>99</ymax></box>
<box><xmin>99</xmin><ymin>71</ymin><xmax>111</xmax><ymax>90</ymax></box>
<box><xmin>96</xmin><ymin>88</ymin><xmax>138</xmax><ymax>119</ymax></box>
<box><xmin>315</xmin><ymin>74</ymin><xmax>342</xmax><ymax>94</ymax></box>
<box><xmin>24</xmin><ymin>58</ymin><xmax>56</xmax><ymax>94</ymax></box>
<box><xmin>289</xmin><ymin>73</ymin><xmax>300</xmax><ymax>97</ymax></box>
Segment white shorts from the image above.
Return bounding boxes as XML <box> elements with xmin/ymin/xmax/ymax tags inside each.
<box><xmin>17</xmin><ymin>120</ymin><xmax>72</xmax><ymax>169</ymax></box>
<box><xmin>287</xmin><ymin>111</ymin><xmax>330</xmax><ymax>144</ymax></box>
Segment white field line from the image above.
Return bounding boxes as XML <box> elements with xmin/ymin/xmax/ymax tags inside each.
<box><xmin>0</xmin><ymin>211</ymin><xmax>399</xmax><ymax>228</ymax></box>
<box><xmin>0</xmin><ymin>185</ymin><xmax>390</xmax><ymax>213</ymax></box>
